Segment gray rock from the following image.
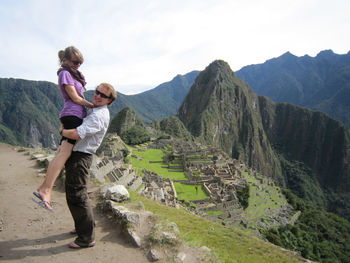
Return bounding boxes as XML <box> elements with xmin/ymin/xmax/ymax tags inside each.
<box><xmin>110</xmin><ymin>205</ymin><xmax>140</xmax><ymax>226</ymax></box>
<box><xmin>127</xmin><ymin>229</ymin><xmax>141</xmax><ymax>247</ymax></box>
<box><xmin>99</xmin><ymin>183</ymin><xmax>116</xmax><ymax>198</ymax></box>
<box><xmin>174</xmin><ymin>252</ymin><xmax>186</xmax><ymax>262</ymax></box>
<box><xmin>106</xmin><ymin>184</ymin><xmax>130</xmax><ymax>202</ymax></box>
<box><xmin>147</xmin><ymin>249</ymin><xmax>161</xmax><ymax>261</ymax></box>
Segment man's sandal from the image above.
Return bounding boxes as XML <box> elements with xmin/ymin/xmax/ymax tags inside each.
<box><xmin>68</xmin><ymin>241</ymin><xmax>95</xmax><ymax>249</ymax></box>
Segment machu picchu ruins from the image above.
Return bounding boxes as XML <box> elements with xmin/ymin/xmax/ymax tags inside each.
<box><xmin>80</xmin><ymin>135</ymin><xmax>295</xmax><ymax>230</ymax></box>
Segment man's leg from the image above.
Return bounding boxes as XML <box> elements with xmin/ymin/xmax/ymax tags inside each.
<box><xmin>65</xmin><ymin>151</ymin><xmax>95</xmax><ymax>247</ymax></box>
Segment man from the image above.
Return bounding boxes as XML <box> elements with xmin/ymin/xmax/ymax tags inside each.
<box><xmin>59</xmin><ymin>83</ymin><xmax>116</xmax><ymax>248</ymax></box>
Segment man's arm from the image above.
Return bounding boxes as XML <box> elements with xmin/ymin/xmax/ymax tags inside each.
<box><xmin>60</xmin><ymin>126</ymin><xmax>81</xmax><ymax>140</ymax></box>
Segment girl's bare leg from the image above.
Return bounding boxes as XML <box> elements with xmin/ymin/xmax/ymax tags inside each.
<box><xmin>36</xmin><ymin>140</ymin><xmax>73</xmax><ymax>206</ymax></box>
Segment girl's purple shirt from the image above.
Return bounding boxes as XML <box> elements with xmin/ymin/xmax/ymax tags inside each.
<box><xmin>58</xmin><ymin>70</ymin><xmax>87</xmax><ymax>119</ymax></box>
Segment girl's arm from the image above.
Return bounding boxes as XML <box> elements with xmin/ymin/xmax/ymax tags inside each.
<box><xmin>64</xmin><ymin>84</ymin><xmax>94</xmax><ymax>108</ymax></box>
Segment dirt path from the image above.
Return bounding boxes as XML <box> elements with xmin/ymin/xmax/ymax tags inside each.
<box><xmin>0</xmin><ymin>143</ymin><xmax>148</xmax><ymax>263</ymax></box>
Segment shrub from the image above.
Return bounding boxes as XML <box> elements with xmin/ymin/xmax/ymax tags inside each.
<box><xmin>237</xmin><ymin>184</ymin><xmax>250</xmax><ymax>209</ymax></box>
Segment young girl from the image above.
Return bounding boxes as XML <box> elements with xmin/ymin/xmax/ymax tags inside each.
<box><xmin>33</xmin><ymin>46</ymin><xmax>93</xmax><ymax>211</ymax></box>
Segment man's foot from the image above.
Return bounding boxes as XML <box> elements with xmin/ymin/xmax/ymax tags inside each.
<box><xmin>68</xmin><ymin>241</ymin><xmax>95</xmax><ymax>249</ymax></box>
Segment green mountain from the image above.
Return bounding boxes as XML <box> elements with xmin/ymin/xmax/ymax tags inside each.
<box><xmin>108</xmin><ymin>106</ymin><xmax>146</xmax><ymax>135</ymax></box>
<box><xmin>108</xmin><ymin>107</ymin><xmax>150</xmax><ymax>145</ymax></box>
<box><xmin>0</xmin><ymin>78</ymin><xmax>62</xmax><ymax>148</ymax></box>
<box><xmin>236</xmin><ymin>50</ymin><xmax>350</xmax><ymax>129</ymax></box>
<box><xmin>159</xmin><ymin>116</ymin><xmax>194</xmax><ymax>141</ymax></box>
<box><xmin>178</xmin><ymin>60</ymin><xmax>350</xmax><ymax>220</ymax></box>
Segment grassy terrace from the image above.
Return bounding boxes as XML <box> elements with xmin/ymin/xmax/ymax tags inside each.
<box><xmin>243</xmin><ymin>172</ymin><xmax>288</xmax><ymax>228</ymax></box>
<box><xmin>131</xmin><ymin>147</ymin><xmax>187</xmax><ymax>180</ymax></box>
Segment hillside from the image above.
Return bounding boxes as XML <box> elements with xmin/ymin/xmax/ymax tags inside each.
<box><xmin>236</xmin><ymin>50</ymin><xmax>350</xmax><ymax>129</ymax></box>
<box><xmin>0</xmin><ymin>78</ymin><xmax>62</xmax><ymax>148</ymax></box>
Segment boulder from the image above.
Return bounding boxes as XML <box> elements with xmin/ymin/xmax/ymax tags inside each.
<box><xmin>105</xmin><ymin>184</ymin><xmax>130</xmax><ymax>202</ymax></box>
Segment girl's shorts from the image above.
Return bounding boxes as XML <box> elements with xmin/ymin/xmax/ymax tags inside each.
<box><xmin>59</xmin><ymin>116</ymin><xmax>83</xmax><ymax>145</ymax></box>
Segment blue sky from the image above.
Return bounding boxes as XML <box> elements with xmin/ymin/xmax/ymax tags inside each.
<box><xmin>0</xmin><ymin>0</ymin><xmax>349</xmax><ymax>94</ymax></box>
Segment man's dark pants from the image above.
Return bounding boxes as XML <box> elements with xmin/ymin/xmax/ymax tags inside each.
<box><xmin>65</xmin><ymin>151</ymin><xmax>94</xmax><ymax>247</ymax></box>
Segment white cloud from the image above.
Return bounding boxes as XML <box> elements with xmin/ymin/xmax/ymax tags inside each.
<box><xmin>0</xmin><ymin>0</ymin><xmax>349</xmax><ymax>94</ymax></box>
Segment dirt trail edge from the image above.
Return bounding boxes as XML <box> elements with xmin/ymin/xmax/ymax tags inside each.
<box><xmin>0</xmin><ymin>143</ymin><xmax>148</xmax><ymax>263</ymax></box>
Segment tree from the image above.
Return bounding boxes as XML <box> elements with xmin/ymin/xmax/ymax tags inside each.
<box><xmin>121</xmin><ymin>125</ymin><xmax>150</xmax><ymax>145</ymax></box>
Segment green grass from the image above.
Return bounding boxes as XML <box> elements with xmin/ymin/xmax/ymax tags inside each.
<box><xmin>174</xmin><ymin>183</ymin><xmax>208</xmax><ymax>201</ymax></box>
<box><xmin>128</xmin><ymin>191</ymin><xmax>301</xmax><ymax>263</ymax></box>
<box><xmin>206</xmin><ymin>210</ymin><xmax>224</xmax><ymax>216</ymax></box>
<box><xmin>131</xmin><ymin>147</ymin><xmax>187</xmax><ymax>180</ymax></box>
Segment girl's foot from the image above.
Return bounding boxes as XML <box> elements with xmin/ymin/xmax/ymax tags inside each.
<box><xmin>35</xmin><ymin>189</ymin><xmax>51</xmax><ymax>204</ymax></box>
<box><xmin>33</xmin><ymin>191</ymin><xmax>53</xmax><ymax>210</ymax></box>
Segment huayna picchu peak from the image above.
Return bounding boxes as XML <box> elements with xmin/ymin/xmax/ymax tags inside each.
<box><xmin>178</xmin><ymin>59</ymin><xmax>281</xmax><ymax>181</ymax></box>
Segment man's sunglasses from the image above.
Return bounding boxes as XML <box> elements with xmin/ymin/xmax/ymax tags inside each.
<box><xmin>95</xmin><ymin>89</ymin><xmax>111</xmax><ymax>99</ymax></box>
<box><xmin>72</xmin><ymin>60</ymin><xmax>82</xmax><ymax>66</ymax></box>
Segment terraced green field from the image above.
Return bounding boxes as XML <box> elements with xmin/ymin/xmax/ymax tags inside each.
<box><xmin>243</xmin><ymin>172</ymin><xmax>288</xmax><ymax>228</ymax></box>
<box><xmin>131</xmin><ymin>146</ymin><xmax>187</xmax><ymax>180</ymax></box>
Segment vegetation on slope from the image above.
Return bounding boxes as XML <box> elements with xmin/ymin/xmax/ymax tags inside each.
<box><xmin>263</xmin><ymin>190</ymin><xmax>350</xmax><ymax>263</ymax></box>
<box><xmin>0</xmin><ymin>78</ymin><xmax>62</xmax><ymax>147</ymax></box>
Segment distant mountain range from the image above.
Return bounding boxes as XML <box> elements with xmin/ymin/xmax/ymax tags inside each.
<box><xmin>236</xmin><ymin>49</ymin><xmax>350</xmax><ymax>129</ymax></box>
<box><xmin>1</xmin><ymin>49</ymin><xmax>348</xmax><ymax>149</ymax></box>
